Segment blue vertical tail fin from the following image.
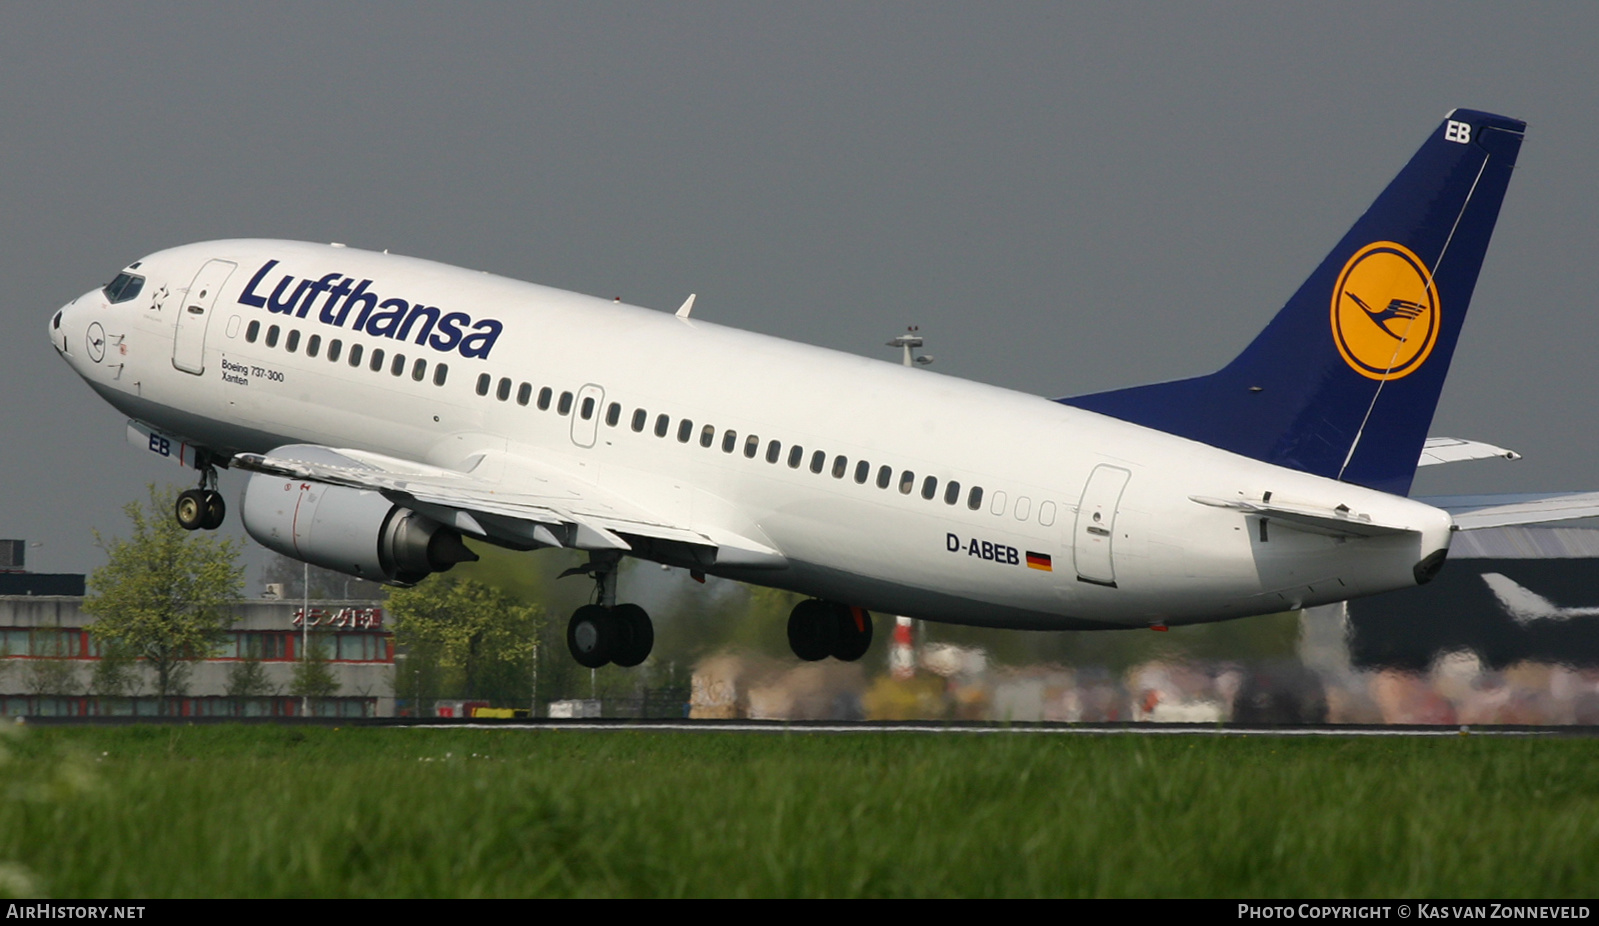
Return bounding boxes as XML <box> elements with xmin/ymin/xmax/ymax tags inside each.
<box><xmin>1061</xmin><ymin>110</ymin><xmax>1525</xmax><ymax>496</ymax></box>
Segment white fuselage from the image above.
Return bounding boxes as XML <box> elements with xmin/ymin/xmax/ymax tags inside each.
<box><xmin>51</xmin><ymin>240</ymin><xmax>1454</xmax><ymax>630</ymax></box>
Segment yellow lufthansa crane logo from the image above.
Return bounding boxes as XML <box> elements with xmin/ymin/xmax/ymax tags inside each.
<box><xmin>1331</xmin><ymin>241</ymin><xmax>1439</xmax><ymax>381</ymax></box>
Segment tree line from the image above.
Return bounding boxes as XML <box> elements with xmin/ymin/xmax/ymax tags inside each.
<box><xmin>48</xmin><ymin>485</ymin><xmax>550</xmax><ymax>713</ymax></box>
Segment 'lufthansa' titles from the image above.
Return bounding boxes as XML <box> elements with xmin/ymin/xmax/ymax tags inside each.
<box><xmin>237</xmin><ymin>260</ymin><xmax>503</xmax><ymax>360</ymax></box>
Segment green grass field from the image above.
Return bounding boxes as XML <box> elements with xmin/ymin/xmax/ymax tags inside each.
<box><xmin>0</xmin><ymin>724</ymin><xmax>1595</xmax><ymax>898</ymax></box>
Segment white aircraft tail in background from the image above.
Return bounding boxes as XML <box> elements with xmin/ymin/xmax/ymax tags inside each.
<box><xmin>1480</xmin><ymin>573</ymin><xmax>1599</xmax><ymax>625</ymax></box>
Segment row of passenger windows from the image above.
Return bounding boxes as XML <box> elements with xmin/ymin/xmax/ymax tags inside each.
<box><xmin>234</xmin><ymin>325</ymin><xmax>1029</xmax><ymax>519</ymax></box>
<box><xmin>475</xmin><ymin>374</ymin><xmax>603</xmax><ymax>418</ymax></box>
<box><xmin>474</xmin><ymin>375</ymin><xmax>996</xmax><ymax>512</ymax></box>
<box><xmin>244</xmin><ymin>320</ymin><xmax>449</xmax><ymax>386</ymax></box>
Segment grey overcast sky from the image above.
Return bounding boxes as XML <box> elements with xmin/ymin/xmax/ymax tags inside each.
<box><xmin>4</xmin><ymin>3</ymin><xmax>1598</xmax><ymax>576</ymax></box>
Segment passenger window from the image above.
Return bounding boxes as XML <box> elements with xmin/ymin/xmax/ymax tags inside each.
<box><xmin>285</xmin><ymin>330</ymin><xmax>300</xmax><ymax>353</ymax></box>
<box><xmin>433</xmin><ymin>363</ymin><xmax>448</xmax><ymax>386</ymax></box>
<box><xmin>632</xmin><ymin>409</ymin><xmax>647</xmax><ymax>432</ymax></box>
<box><xmin>496</xmin><ymin>377</ymin><xmax>511</xmax><ymax>401</ymax></box>
<box><xmin>968</xmin><ymin>486</ymin><xmax>984</xmax><ymax>511</ymax></box>
<box><xmin>412</xmin><ymin>359</ymin><xmax>426</xmax><ymax>382</ymax></box>
<box><xmin>1014</xmin><ymin>496</ymin><xmax>1031</xmax><ymax>520</ymax></box>
<box><xmin>306</xmin><ymin>334</ymin><xmax>321</xmax><ymax>358</ymax></box>
<box><xmin>517</xmin><ymin>383</ymin><xmax>532</xmax><ymax>406</ymax></box>
<box><xmin>581</xmin><ymin>397</ymin><xmax>596</xmax><ymax>420</ymax></box>
<box><xmin>476</xmin><ymin>373</ymin><xmax>491</xmax><ymax>397</ymax></box>
<box><xmin>246</xmin><ymin>320</ymin><xmax>260</xmax><ymax>343</ymax></box>
<box><xmin>788</xmin><ymin>445</ymin><xmax>804</xmax><ymax>469</ymax></box>
<box><xmin>1039</xmin><ymin>500</ymin><xmax>1057</xmax><ymax>527</ymax></box>
<box><xmin>328</xmin><ymin>339</ymin><xmax>343</xmax><ymax>363</ymax></box>
<box><xmin>678</xmin><ymin>419</ymin><xmax>694</xmax><ymax>443</ymax></box>
<box><xmin>990</xmin><ymin>490</ymin><xmax>1007</xmax><ymax>516</ymax></box>
<box><xmin>809</xmin><ymin>450</ymin><xmax>825</xmax><ymax>474</ymax></box>
<box><xmin>393</xmin><ymin>354</ymin><xmax>407</xmax><ymax>377</ymax></box>
<box><xmin>655</xmin><ymin>414</ymin><xmax>670</xmax><ymax>438</ymax></box>
<box><xmin>606</xmin><ymin>403</ymin><xmax>621</xmax><ymax>427</ymax></box>
<box><xmin>348</xmin><ymin>343</ymin><xmax>363</xmax><ymax>367</ymax></box>
<box><xmin>944</xmin><ymin>480</ymin><xmax>961</xmax><ymax>505</ymax></box>
<box><xmin>922</xmin><ymin>476</ymin><xmax>938</xmax><ymax>500</ymax></box>
<box><xmin>558</xmin><ymin>391</ymin><xmax>574</xmax><ymax>415</ymax></box>
<box><xmin>538</xmin><ymin>387</ymin><xmax>553</xmax><ymax>410</ymax></box>
<box><xmin>832</xmin><ymin>455</ymin><xmax>848</xmax><ymax>479</ymax></box>
<box><xmin>265</xmin><ymin>325</ymin><xmax>280</xmax><ymax>348</ymax></box>
<box><xmin>766</xmin><ymin>440</ymin><xmax>781</xmax><ymax>464</ymax></box>
<box><xmin>722</xmin><ymin>430</ymin><xmax>737</xmax><ymax>453</ymax></box>
<box><xmin>744</xmin><ymin>435</ymin><xmax>760</xmax><ymax>458</ymax></box>
<box><xmin>854</xmin><ymin>460</ymin><xmax>870</xmax><ymax>484</ymax></box>
<box><xmin>700</xmin><ymin>424</ymin><xmax>715</xmax><ymax>448</ymax></box>
<box><xmin>876</xmin><ymin>465</ymin><xmax>892</xmax><ymax>489</ymax></box>
<box><xmin>899</xmin><ymin>471</ymin><xmax>915</xmax><ymax>495</ymax></box>
<box><xmin>369</xmin><ymin>348</ymin><xmax>385</xmax><ymax>372</ymax></box>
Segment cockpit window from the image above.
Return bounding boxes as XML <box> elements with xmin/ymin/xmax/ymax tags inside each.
<box><xmin>102</xmin><ymin>273</ymin><xmax>145</xmax><ymax>304</ymax></box>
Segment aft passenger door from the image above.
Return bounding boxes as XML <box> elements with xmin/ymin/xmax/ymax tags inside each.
<box><xmin>1073</xmin><ymin>465</ymin><xmax>1130</xmax><ymax>587</ymax></box>
<box><xmin>172</xmin><ymin>260</ymin><xmax>236</xmax><ymax>375</ymax></box>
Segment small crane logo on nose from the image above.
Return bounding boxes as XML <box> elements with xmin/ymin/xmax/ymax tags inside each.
<box><xmin>86</xmin><ymin>322</ymin><xmax>106</xmax><ymax>363</ymax></box>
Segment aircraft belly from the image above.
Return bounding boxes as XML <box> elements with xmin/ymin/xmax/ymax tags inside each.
<box><xmin>754</xmin><ymin>492</ymin><xmax>1076</xmax><ymax>624</ymax></box>
<box><xmin>741</xmin><ymin>559</ymin><xmax>1120</xmax><ymax>631</ymax></box>
<box><xmin>87</xmin><ymin>384</ymin><xmax>292</xmax><ymax>459</ymax></box>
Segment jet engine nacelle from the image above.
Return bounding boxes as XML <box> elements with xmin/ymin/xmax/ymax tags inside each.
<box><xmin>240</xmin><ymin>450</ymin><xmax>477</xmax><ymax>586</ymax></box>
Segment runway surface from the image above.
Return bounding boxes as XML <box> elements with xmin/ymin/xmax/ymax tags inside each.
<box><xmin>16</xmin><ymin>716</ymin><xmax>1599</xmax><ymax>736</ymax></box>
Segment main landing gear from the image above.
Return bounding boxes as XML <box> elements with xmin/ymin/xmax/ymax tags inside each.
<box><xmin>175</xmin><ymin>460</ymin><xmax>225</xmax><ymax>531</ymax></box>
<box><xmin>787</xmin><ymin>599</ymin><xmax>873</xmax><ymax>662</ymax></box>
<box><xmin>562</xmin><ymin>552</ymin><xmax>655</xmax><ymax>669</ymax></box>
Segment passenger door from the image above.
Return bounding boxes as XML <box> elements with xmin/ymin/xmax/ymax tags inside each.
<box><xmin>172</xmin><ymin>260</ymin><xmax>236</xmax><ymax>375</ymax></box>
<box><xmin>1073</xmin><ymin>465</ymin><xmax>1130</xmax><ymax>587</ymax></box>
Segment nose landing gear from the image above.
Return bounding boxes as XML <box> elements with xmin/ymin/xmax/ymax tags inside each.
<box><xmin>562</xmin><ymin>553</ymin><xmax>656</xmax><ymax>668</ymax></box>
<box><xmin>175</xmin><ymin>459</ymin><xmax>225</xmax><ymax>531</ymax></box>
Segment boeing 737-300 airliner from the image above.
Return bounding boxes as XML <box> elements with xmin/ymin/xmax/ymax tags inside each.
<box><xmin>49</xmin><ymin>109</ymin><xmax>1599</xmax><ymax>669</ymax></box>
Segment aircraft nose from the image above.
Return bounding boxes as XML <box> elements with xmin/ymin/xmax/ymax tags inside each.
<box><xmin>49</xmin><ymin>301</ymin><xmax>73</xmax><ymax>357</ymax></box>
<box><xmin>49</xmin><ymin>292</ymin><xmax>102</xmax><ymax>366</ymax></box>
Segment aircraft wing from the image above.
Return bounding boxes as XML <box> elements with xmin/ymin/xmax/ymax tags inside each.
<box><xmin>1424</xmin><ymin>492</ymin><xmax>1599</xmax><ymax>531</ymax></box>
<box><xmin>231</xmin><ymin>444</ymin><xmax>787</xmax><ymax>569</ymax></box>
<box><xmin>1418</xmin><ymin>437</ymin><xmax>1522</xmax><ymax>466</ymax></box>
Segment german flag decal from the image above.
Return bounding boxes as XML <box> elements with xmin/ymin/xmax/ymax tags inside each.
<box><xmin>1025</xmin><ymin>551</ymin><xmax>1053</xmax><ymax>572</ymax></box>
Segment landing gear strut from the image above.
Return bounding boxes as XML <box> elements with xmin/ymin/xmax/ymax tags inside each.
<box><xmin>175</xmin><ymin>458</ymin><xmax>225</xmax><ymax>531</ymax></box>
<box><xmin>562</xmin><ymin>553</ymin><xmax>655</xmax><ymax>668</ymax></box>
<box><xmin>787</xmin><ymin>599</ymin><xmax>873</xmax><ymax>662</ymax></box>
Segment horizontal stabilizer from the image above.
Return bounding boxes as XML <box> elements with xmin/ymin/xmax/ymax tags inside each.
<box><xmin>1189</xmin><ymin>496</ymin><xmax>1418</xmax><ymax>537</ymax></box>
<box><xmin>1418</xmin><ymin>437</ymin><xmax>1521</xmax><ymax>467</ymax></box>
<box><xmin>1429</xmin><ymin>492</ymin><xmax>1599</xmax><ymax>530</ymax></box>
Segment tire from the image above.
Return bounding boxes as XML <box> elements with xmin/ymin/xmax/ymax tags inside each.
<box><xmin>609</xmin><ymin>603</ymin><xmax>654</xmax><ymax>668</ymax></box>
<box><xmin>830</xmin><ymin>604</ymin><xmax>873</xmax><ymax>662</ymax></box>
<box><xmin>787</xmin><ymin>599</ymin><xmax>836</xmax><ymax>662</ymax></box>
<box><xmin>566</xmin><ymin>604</ymin><xmax>616</xmax><ymax>668</ymax></box>
<box><xmin>175</xmin><ymin>489</ymin><xmax>207</xmax><ymax>531</ymax></box>
<box><xmin>200</xmin><ymin>491</ymin><xmax>227</xmax><ymax>530</ymax></box>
